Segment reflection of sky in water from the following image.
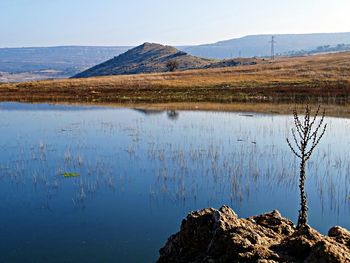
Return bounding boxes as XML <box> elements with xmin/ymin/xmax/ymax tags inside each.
<box><xmin>0</xmin><ymin>103</ymin><xmax>349</xmax><ymax>263</ymax></box>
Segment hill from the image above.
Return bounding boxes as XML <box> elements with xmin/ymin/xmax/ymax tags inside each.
<box><xmin>2</xmin><ymin>51</ymin><xmax>350</xmax><ymax>115</ymax></box>
<box><xmin>182</xmin><ymin>32</ymin><xmax>350</xmax><ymax>59</ymax></box>
<box><xmin>73</xmin><ymin>43</ymin><xmax>212</xmax><ymax>78</ymax></box>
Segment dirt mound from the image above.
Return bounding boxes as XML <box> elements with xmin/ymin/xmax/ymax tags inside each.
<box><xmin>158</xmin><ymin>206</ymin><xmax>350</xmax><ymax>262</ymax></box>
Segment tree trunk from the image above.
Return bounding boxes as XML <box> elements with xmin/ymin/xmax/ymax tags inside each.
<box><xmin>297</xmin><ymin>159</ymin><xmax>308</xmax><ymax>228</ymax></box>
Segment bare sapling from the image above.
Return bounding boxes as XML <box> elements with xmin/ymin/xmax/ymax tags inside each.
<box><xmin>286</xmin><ymin>105</ymin><xmax>327</xmax><ymax>229</ymax></box>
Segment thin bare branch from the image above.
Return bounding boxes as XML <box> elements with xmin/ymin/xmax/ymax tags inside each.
<box><xmin>293</xmin><ymin>110</ymin><xmax>304</xmax><ymax>138</ymax></box>
<box><xmin>286</xmin><ymin>138</ymin><xmax>302</xmax><ymax>159</ymax></box>
<box><xmin>303</xmin><ymin>105</ymin><xmax>310</xmax><ymax>130</ymax></box>
<box><xmin>293</xmin><ymin>109</ymin><xmax>303</xmax><ymax>129</ymax></box>
<box><xmin>306</xmin><ymin>123</ymin><xmax>327</xmax><ymax>160</ymax></box>
<box><xmin>306</xmin><ymin>105</ymin><xmax>321</xmax><ymax>139</ymax></box>
<box><xmin>308</xmin><ymin>109</ymin><xmax>325</xmax><ymax>142</ymax></box>
<box><xmin>291</xmin><ymin>128</ymin><xmax>302</xmax><ymax>151</ymax></box>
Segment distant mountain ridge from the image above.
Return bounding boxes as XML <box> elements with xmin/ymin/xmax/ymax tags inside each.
<box><xmin>73</xmin><ymin>43</ymin><xmax>212</xmax><ymax>78</ymax></box>
<box><xmin>181</xmin><ymin>32</ymin><xmax>350</xmax><ymax>59</ymax></box>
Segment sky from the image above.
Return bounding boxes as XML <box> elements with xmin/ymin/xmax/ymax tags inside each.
<box><xmin>1</xmin><ymin>0</ymin><xmax>350</xmax><ymax>48</ymax></box>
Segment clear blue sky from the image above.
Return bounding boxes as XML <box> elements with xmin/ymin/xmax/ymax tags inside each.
<box><xmin>1</xmin><ymin>0</ymin><xmax>350</xmax><ymax>47</ymax></box>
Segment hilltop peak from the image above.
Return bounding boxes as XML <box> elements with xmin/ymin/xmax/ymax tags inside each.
<box><xmin>134</xmin><ymin>42</ymin><xmax>179</xmax><ymax>54</ymax></box>
<box><xmin>140</xmin><ymin>42</ymin><xmax>161</xmax><ymax>47</ymax></box>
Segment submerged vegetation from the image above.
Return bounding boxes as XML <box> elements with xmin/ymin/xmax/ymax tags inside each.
<box><xmin>63</xmin><ymin>172</ymin><xmax>80</xmax><ymax>178</ymax></box>
<box><xmin>0</xmin><ymin>106</ymin><xmax>348</xmax><ymax>219</ymax></box>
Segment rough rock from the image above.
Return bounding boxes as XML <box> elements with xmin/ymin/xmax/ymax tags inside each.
<box><xmin>157</xmin><ymin>206</ymin><xmax>350</xmax><ymax>263</ymax></box>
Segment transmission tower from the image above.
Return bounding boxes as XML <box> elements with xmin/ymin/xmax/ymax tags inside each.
<box><xmin>269</xmin><ymin>36</ymin><xmax>276</xmax><ymax>60</ymax></box>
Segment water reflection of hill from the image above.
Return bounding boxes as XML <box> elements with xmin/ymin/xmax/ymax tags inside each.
<box><xmin>134</xmin><ymin>108</ymin><xmax>179</xmax><ymax>120</ymax></box>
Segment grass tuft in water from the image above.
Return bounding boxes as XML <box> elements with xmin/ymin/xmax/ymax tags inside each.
<box><xmin>63</xmin><ymin>172</ymin><xmax>80</xmax><ymax>178</ymax></box>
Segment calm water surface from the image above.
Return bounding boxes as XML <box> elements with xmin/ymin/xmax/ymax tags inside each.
<box><xmin>0</xmin><ymin>103</ymin><xmax>349</xmax><ymax>262</ymax></box>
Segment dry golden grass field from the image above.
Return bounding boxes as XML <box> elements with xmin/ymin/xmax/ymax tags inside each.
<box><xmin>1</xmin><ymin>51</ymin><xmax>350</xmax><ymax>115</ymax></box>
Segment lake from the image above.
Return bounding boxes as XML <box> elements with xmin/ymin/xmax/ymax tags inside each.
<box><xmin>0</xmin><ymin>102</ymin><xmax>349</xmax><ymax>262</ymax></box>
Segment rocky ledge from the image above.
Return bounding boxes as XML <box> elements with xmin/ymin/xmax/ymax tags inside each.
<box><xmin>157</xmin><ymin>206</ymin><xmax>350</xmax><ymax>262</ymax></box>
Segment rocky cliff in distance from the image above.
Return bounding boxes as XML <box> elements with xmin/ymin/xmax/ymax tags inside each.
<box><xmin>158</xmin><ymin>206</ymin><xmax>350</xmax><ymax>262</ymax></box>
<box><xmin>73</xmin><ymin>43</ymin><xmax>213</xmax><ymax>78</ymax></box>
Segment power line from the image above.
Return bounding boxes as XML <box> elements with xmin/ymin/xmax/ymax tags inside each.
<box><xmin>269</xmin><ymin>36</ymin><xmax>276</xmax><ymax>60</ymax></box>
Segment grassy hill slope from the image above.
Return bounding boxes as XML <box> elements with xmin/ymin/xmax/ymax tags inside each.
<box><xmin>1</xmin><ymin>52</ymin><xmax>350</xmax><ymax>107</ymax></box>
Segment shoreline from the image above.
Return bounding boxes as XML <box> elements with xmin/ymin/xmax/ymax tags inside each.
<box><xmin>1</xmin><ymin>52</ymin><xmax>350</xmax><ymax>117</ymax></box>
<box><xmin>1</xmin><ymin>100</ymin><xmax>350</xmax><ymax>118</ymax></box>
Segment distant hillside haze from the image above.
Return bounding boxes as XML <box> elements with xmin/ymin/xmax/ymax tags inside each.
<box><xmin>0</xmin><ymin>46</ymin><xmax>130</xmax><ymax>75</ymax></box>
<box><xmin>181</xmin><ymin>32</ymin><xmax>350</xmax><ymax>59</ymax></box>
<box><xmin>73</xmin><ymin>43</ymin><xmax>212</xmax><ymax>78</ymax></box>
